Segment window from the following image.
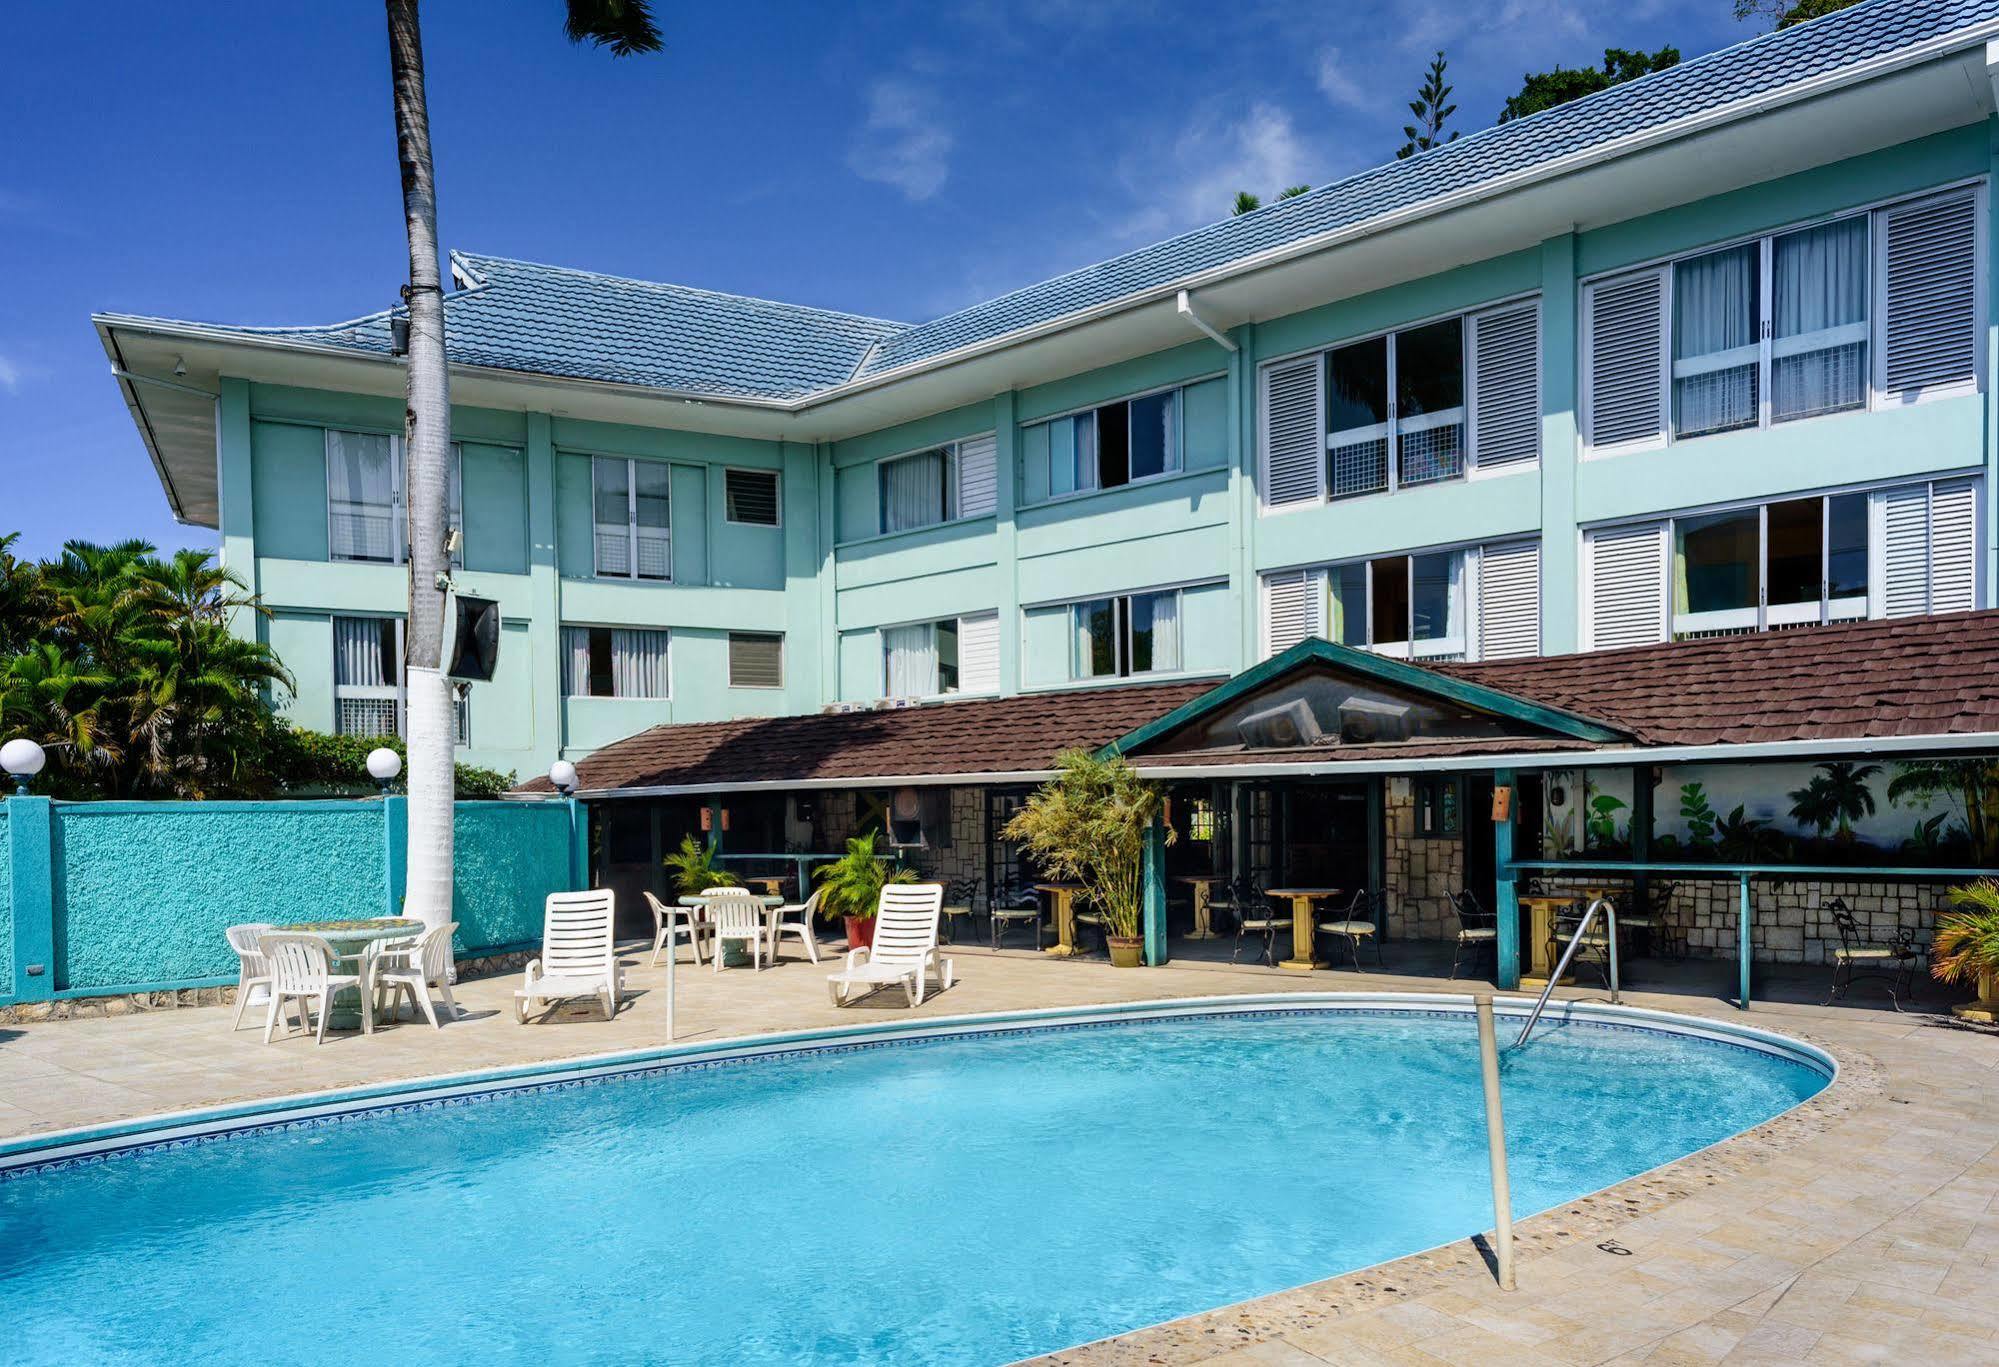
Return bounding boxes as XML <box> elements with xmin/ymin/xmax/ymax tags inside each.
<box><xmin>882</xmin><ymin>619</ymin><xmax>956</xmax><ymax>697</ymax></box>
<box><xmin>1070</xmin><ymin>589</ymin><xmax>1182</xmax><ymax>679</ymax></box>
<box><xmin>326</xmin><ymin>432</ymin><xmax>463</xmax><ymax>564</ymax></box>
<box><xmin>728</xmin><ymin>632</ymin><xmax>784</xmax><ymax>688</ymax></box>
<box><xmin>1413</xmin><ymin>776</ymin><xmax>1461</xmax><ymax>838</ymax></box>
<box><xmin>879</xmin><ymin>449</ymin><xmax>954</xmax><ymax>533</ymax></box>
<box><xmin>560</xmin><ymin>626</ymin><xmax>669</xmax><ymax>698</ymax></box>
<box><xmin>592</xmin><ymin>457</ymin><xmax>671</xmax><ymax>580</ymax></box>
<box><xmin>724</xmin><ymin>469</ymin><xmax>780</xmax><ymax>526</ymax></box>
<box><xmin>1672</xmin><ymin>493</ymin><xmax>1870</xmax><ymax>638</ymax></box>
<box><xmin>1262</xmin><ymin>298</ymin><xmax>1539</xmax><ymax>507</ymax></box>
<box><xmin>332</xmin><ymin>615</ymin><xmax>468</xmax><ymax>743</ymax></box>
<box><xmin>1585</xmin><ymin>187</ymin><xmax>1981</xmax><ymax>453</ymax></box>
<box><xmin>1265</xmin><ymin>540</ymin><xmax>1531</xmax><ymax>662</ymax></box>
<box><xmin>1046</xmin><ymin>388</ymin><xmax>1182</xmax><ymax>495</ymax></box>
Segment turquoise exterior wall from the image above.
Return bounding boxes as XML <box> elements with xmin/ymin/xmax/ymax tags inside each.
<box><xmin>0</xmin><ymin>796</ymin><xmax>578</xmax><ymax>1001</ymax></box>
<box><xmin>216</xmin><ymin>127</ymin><xmax>1999</xmax><ymax>772</ymax></box>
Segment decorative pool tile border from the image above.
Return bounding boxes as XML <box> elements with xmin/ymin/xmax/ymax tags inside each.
<box><xmin>1019</xmin><ymin>1022</ymin><xmax>1882</xmax><ymax>1367</ymax></box>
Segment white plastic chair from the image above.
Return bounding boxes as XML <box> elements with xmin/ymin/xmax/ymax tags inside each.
<box><xmin>226</xmin><ymin>922</ymin><xmax>276</xmax><ymax>1032</ymax></box>
<box><xmin>373</xmin><ymin>921</ymin><xmax>460</xmax><ymax>1028</ymax></box>
<box><xmin>707</xmin><ymin>890</ymin><xmax>767</xmax><ymax>973</ymax></box>
<box><xmin>515</xmin><ymin>890</ymin><xmax>621</xmax><ymax>1022</ymax></box>
<box><xmin>827</xmin><ymin>883</ymin><xmax>953</xmax><ymax>1007</ymax></box>
<box><xmin>259</xmin><ymin>932</ymin><xmax>369</xmax><ymax>1044</ymax></box>
<box><xmin>645</xmin><ymin>890</ymin><xmax>711</xmax><ymax>966</ymax></box>
<box><xmin>769</xmin><ymin>887</ymin><xmax>823</xmax><ymax>964</ymax></box>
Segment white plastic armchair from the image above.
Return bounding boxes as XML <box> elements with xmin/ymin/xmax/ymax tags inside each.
<box><xmin>644</xmin><ymin>889</ymin><xmax>710</xmax><ymax>966</ymax></box>
<box><xmin>827</xmin><ymin>883</ymin><xmax>953</xmax><ymax>1007</ymax></box>
<box><xmin>707</xmin><ymin>890</ymin><xmax>767</xmax><ymax>972</ymax></box>
<box><xmin>374</xmin><ymin>921</ymin><xmax>461</xmax><ymax>1028</ymax></box>
<box><xmin>258</xmin><ymin>932</ymin><xmax>368</xmax><ymax>1044</ymax></box>
<box><xmin>770</xmin><ymin>887</ymin><xmax>823</xmax><ymax>964</ymax></box>
<box><xmin>515</xmin><ymin>890</ymin><xmax>621</xmax><ymax>1022</ymax></box>
<box><xmin>226</xmin><ymin>922</ymin><xmax>276</xmax><ymax>1032</ymax></box>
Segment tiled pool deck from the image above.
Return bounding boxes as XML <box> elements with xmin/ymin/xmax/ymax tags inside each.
<box><xmin>2</xmin><ymin>945</ymin><xmax>1993</xmax><ymax>1365</ymax></box>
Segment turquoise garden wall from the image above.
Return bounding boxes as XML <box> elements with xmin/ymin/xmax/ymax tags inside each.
<box><xmin>0</xmin><ymin>796</ymin><xmax>580</xmax><ymax>1003</ymax></box>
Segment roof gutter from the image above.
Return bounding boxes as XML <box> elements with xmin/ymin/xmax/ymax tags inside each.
<box><xmin>1175</xmin><ymin>290</ymin><xmax>1238</xmax><ymax>352</ymax></box>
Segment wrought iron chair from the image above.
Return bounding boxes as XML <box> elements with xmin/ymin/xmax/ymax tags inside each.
<box><xmin>1641</xmin><ymin>880</ymin><xmax>1683</xmax><ymax>960</ymax></box>
<box><xmin>1824</xmin><ymin>899</ymin><xmax>1921</xmax><ymax>1010</ymax></box>
<box><xmin>1229</xmin><ymin>876</ymin><xmax>1284</xmax><ymax>967</ymax></box>
<box><xmin>1447</xmin><ymin>889</ymin><xmax>1497</xmax><ymax>980</ymax></box>
<box><xmin>1317</xmin><ymin>888</ymin><xmax>1383</xmax><ymax>970</ymax></box>
<box><xmin>1550</xmin><ymin>900</ymin><xmax>1613</xmax><ymax>989</ymax></box>
<box><xmin>939</xmin><ymin>876</ymin><xmax>981</xmax><ymax>945</ymax></box>
<box><xmin>988</xmin><ymin>879</ymin><xmax>1044</xmax><ymax>950</ymax></box>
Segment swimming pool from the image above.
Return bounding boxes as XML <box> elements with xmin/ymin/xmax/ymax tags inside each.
<box><xmin>0</xmin><ymin>996</ymin><xmax>1828</xmax><ymax>1365</ymax></box>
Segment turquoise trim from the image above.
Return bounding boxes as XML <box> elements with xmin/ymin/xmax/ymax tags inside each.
<box><xmin>1101</xmin><ymin>637</ymin><xmax>1628</xmax><ymax>759</ymax></box>
<box><xmin>383</xmin><ymin>795</ymin><xmax>408</xmax><ymax>914</ymax></box>
<box><xmin>1493</xmin><ymin>769</ymin><xmax>1519</xmax><ymax>990</ymax></box>
<box><xmin>6</xmin><ymin>797</ymin><xmax>54</xmax><ymax>1003</ymax></box>
<box><xmin>1503</xmin><ymin>859</ymin><xmax>1992</xmax><ymax>877</ymax></box>
<box><xmin>53</xmin><ymin>976</ymin><xmax>237</xmax><ymax>999</ymax></box>
<box><xmin>1142</xmin><ymin>816</ymin><xmax>1167</xmax><ymax>966</ymax></box>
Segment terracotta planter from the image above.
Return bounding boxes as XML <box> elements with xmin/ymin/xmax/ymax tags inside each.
<box><xmin>1108</xmin><ymin>936</ymin><xmax>1144</xmax><ymax>968</ymax></box>
<box><xmin>844</xmin><ymin>915</ymin><xmax>875</xmax><ymax>952</ymax></box>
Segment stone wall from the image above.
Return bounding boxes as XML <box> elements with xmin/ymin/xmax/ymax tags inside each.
<box><xmin>1382</xmin><ymin>777</ymin><xmax>1462</xmax><ymax>940</ymax></box>
<box><xmin>816</xmin><ymin>787</ymin><xmax>989</xmax><ymax>903</ymax></box>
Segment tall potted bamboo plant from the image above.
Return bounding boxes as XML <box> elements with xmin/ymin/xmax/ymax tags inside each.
<box><xmin>1934</xmin><ymin>879</ymin><xmax>1999</xmax><ymax>1023</ymax></box>
<box><xmin>1003</xmin><ymin>749</ymin><xmax>1169</xmax><ymax>967</ymax></box>
<box><xmin>812</xmin><ymin>831</ymin><xmax>914</xmax><ymax>951</ymax></box>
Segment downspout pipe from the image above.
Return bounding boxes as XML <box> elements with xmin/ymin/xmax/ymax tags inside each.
<box><xmin>1176</xmin><ymin>290</ymin><xmax>1239</xmax><ymax>352</ymax></box>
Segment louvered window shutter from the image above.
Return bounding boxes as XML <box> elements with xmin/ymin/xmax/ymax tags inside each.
<box><xmin>1877</xmin><ymin>190</ymin><xmax>1980</xmax><ymax>402</ymax></box>
<box><xmin>1584</xmin><ymin>522</ymin><xmax>1667</xmax><ymax>650</ymax></box>
<box><xmin>1262</xmin><ymin>569</ymin><xmax>1325</xmax><ymax>657</ymax></box>
<box><xmin>1929</xmin><ymin>480</ymin><xmax>1979</xmax><ymax>614</ymax></box>
<box><xmin>1477</xmin><ymin>541</ymin><xmax>1541</xmax><ymax>659</ymax></box>
<box><xmin>957</xmin><ymin>611</ymin><xmax>1001</xmax><ymax>692</ymax></box>
<box><xmin>956</xmin><ymin>435</ymin><xmax>998</xmax><ymax>518</ymax></box>
<box><xmin>1469</xmin><ymin>301</ymin><xmax>1541</xmax><ymax>469</ymax></box>
<box><xmin>1877</xmin><ymin>484</ymin><xmax>1933</xmax><ymax>618</ymax></box>
<box><xmin>1259</xmin><ymin>356</ymin><xmax>1324</xmax><ymax>507</ymax></box>
<box><xmin>1583</xmin><ymin>269</ymin><xmax>1668</xmax><ymax>450</ymax></box>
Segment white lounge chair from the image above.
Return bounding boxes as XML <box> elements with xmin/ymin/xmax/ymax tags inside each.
<box><xmin>769</xmin><ymin>887</ymin><xmax>823</xmax><ymax>964</ymax></box>
<box><xmin>374</xmin><ymin>921</ymin><xmax>461</xmax><ymax>1028</ymax></box>
<box><xmin>708</xmin><ymin>890</ymin><xmax>767</xmax><ymax>972</ymax></box>
<box><xmin>515</xmin><ymin>890</ymin><xmax>621</xmax><ymax>1022</ymax></box>
<box><xmin>226</xmin><ymin>922</ymin><xmax>276</xmax><ymax>1032</ymax></box>
<box><xmin>827</xmin><ymin>883</ymin><xmax>953</xmax><ymax>1007</ymax></box>
<box><xmin>645</xmin><ymin>889</ymin><xmax>711</xmax><ymax>966</ymax></box>
<box><xmin>258</xmin><ymin>932</ymin><xmax>370</xmax><ymax>1044</ymax></box>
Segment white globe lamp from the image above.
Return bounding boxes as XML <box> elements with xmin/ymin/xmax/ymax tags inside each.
<box><xmin>549</xmin><ymin>760</ymin><xmax>579</xmax><ymax>795</ymax></box>
<box><xmin>2</xmin><ymin>738</ymin><xmax>46</xmax><ymax>796</ymax></box>
<box><xmin>366</xmin><ymin>747</ymin><xmax>403</xmax><ymax>794</ymax></box>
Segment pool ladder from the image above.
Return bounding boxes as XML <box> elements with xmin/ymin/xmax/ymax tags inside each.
<box><xmin>1513</xmin><ymin>896</ymin><xmax>1619</xmax><ymax>1049</ymax></box>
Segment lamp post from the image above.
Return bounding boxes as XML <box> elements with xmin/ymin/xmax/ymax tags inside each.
<box><xmin>549</xmin><ymin>760</ymin><xmax>578</xmax><ymax>796</ymax></box>
<box><xmin>2</xmin><ymin>739</ymin><xmax>47</xmax><ymax>797</ymax></box>
<box><xmin>366</xmin><ymin>747</ymin><xmax>404</xmax><ymax>795</ymax></box>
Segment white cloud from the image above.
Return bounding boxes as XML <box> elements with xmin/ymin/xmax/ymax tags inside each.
<box><xmin>1314</xmin><ymin>47</ymin><xmax>1369</xmax><ymax>108</ymax></box>
<box><xmin>1116</xmin><ymin>101</ymin><xmax>1314</xmax><ymax>240</ymax></box>
<box><xmin>847</xmin><ymin>78</ymin><xmax>954</xmax><ymax>202</ymax></box>
<box><xmin>0</xmin><ymin>355</ymin><xmax>19</xmax><ymax>395</ymax></box>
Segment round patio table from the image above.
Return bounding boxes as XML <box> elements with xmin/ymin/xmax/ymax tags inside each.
<box><xmin>1172</xmin><ymin>875</ymin><xmax>1226</xmax><ymax>940</ymax></box>
<box><xmin>1262</xmin><ymin>888</ymin><xmax>1342</xmax><ymax>972</ymax></box>
<box><xmin>277</xmin><ymin>918</ymin><xmax>422</xmax><ymax>1029</ymax></box>
<box><xmin>678</xmin><ymin>892</ymin><xmax>784</xmax><ymax>966</ymax></box>
<box><xmin>1034</xmin><ymin>882</ymin><xmax>1086</xmax><ymax>957</ymax></box>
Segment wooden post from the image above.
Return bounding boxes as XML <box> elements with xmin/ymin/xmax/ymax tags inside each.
<box><xmin>1493</xmin><ymin>768</ymin><xmax>1519</xmax><ymax>990</ymax></box>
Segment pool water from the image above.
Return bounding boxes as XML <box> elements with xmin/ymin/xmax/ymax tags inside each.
<box><xmin>0</xmin><ymin>1009</ymin><xmax>1825</xmax><ymax>1365</ymax></box>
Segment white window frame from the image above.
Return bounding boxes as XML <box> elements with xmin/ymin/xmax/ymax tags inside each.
<box><xmin>325</xmin><ymin>431</ymin><xmax>464</xmax><ymax>565</ymax></box>
<box><xmin>331</xmin><ymin>614</ymin><xmax>467</xmax><ymax>744</ymax></box>
<box><xmin>1067</xmin><ymin>587</ymin><xmax>1185</xmax><ymax>681</ymax></box>
<box><xmin>875</xmin><ymin>445</ymin><xmax>959</xmax><ymax>535</ymax></box>
<box><xmin>722</xmin><ymin>467</ymin><xmax>782</xmax><ymax>527</ymax></box>
<box><xmin>1580</xmin><ymin>179</ymin><xmax>1987</xmax><ymax>459</ymax></box>
<box><xmin>727</xmin><ymin>631</ymin><xmax>786</xmax><ymax>689</ymax></box>
<box><xmin>1032</xmin><ymin>382</ymin><xmax>1190</xmax><ymax>502</ymax></box>
<box><xmin>590</xmin><ymin>456</ymin><xmax>672</xmax><ymax>582</ymax></box>
<box><xmin>878</xmin><ymin>615</ymin><xmax>963</xmax><ymax>700</ymax></box>
<box><xmin>1323</xmin><ymin>549</ymin><xmax>1471</xmax><ymax>662</ymax></box>
<box><xmin>559</xmin><ymin>623</ymin><xmax>673</xmax><ymax>700</ymax></box>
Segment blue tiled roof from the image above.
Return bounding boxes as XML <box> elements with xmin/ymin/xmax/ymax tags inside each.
<box><xmin>855</xmin><ymin>0</ymin><xmax>1996</xmax><ymax>379</ymax></box>
<box><xmin>114</xmin><ymin>0</ymin><xmax>1995</xmax><ymax>405</ymax></box>
<box><xmin>186</xmin><ymin>253</ymin><xmax>908</xmax><ymax>401</ymax></box>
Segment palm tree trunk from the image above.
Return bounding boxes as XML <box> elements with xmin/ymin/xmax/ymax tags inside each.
<box><xmin>387</xmin><ymin>0</ymin><xmax>454</xmax><ymax>961</ymax></box>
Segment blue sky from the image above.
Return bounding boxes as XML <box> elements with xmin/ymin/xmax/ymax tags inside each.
<box><xmin>3</xmin><ymin>0</ymin><xmax>1750</xmax><ymax>561</ymax></box>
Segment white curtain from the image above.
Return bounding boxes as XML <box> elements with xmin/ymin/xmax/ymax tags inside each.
<box><xmin>1073</xmin><ymin>414</ymin><xmax>1099</xmax><ymax>491</ymax></box>
<box><xmin>1147</xmin><ymin>591</ymin><xmax>1181</xmax><ymax>671</ymax></box>
<box><xmin>327</xmin><ymin>431</ymin><xmax>397</xmax><ymax>561</ymax></box>
<box><xmin>882</xmin><ymin>623</ymin><xmax>936</xmax><ymax>697</ymax></box>
<box><xmin>333</xmin><ymin>617</ymin><xmax>389</xmax><ymax>687</ymax></box>
<box><xmin>560</xmin><ymin>626</ymin><xmax>592</xmax><ymax>697</ymax></box>
<box><xmin>1673</xmin><ymin>244</ymin><xmax>1759</xmax><ymax>437</ymax></box>
<box><xmin>1772</xmin><ymin>218</ymin><xmax>1867</xmax><ymax>421</ymax></box>
<box><xmin>611</xmin><ymin>629</ymin><xmax>669</xmax><ymax>699</ymax></box>
<box><xmin>881</xmin><ymin>452</ymin><xmax>947</xmax><ymax>533</ymax></box>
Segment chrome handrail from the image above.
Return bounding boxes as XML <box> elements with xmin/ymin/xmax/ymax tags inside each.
<box><xmin>1513</xmin><ymin>896</ymin><xmax>1619</xmax><ymax>1048</ymax></box>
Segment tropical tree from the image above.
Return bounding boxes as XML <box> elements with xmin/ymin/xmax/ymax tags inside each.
<box><xmin>1002</xmin><ymin>750</ymin><xmax>1170</xmax><ymax>945</ymax></box>
<box><xmin>381</xmin><ymin>0</ymin><xmax>662</xmax><ymax>944</ymax></box>
<box><xmin>1931</xmin><ymin>879</ymin><xmax>1999</xmax><ymax>991</ymax></box>
<box><xmin>812</xmin><ymin>831</ymin><xmax>915</xmax><ymax>922</ymax></box>
<box><xmin>663</xmin><ymin>833</ymin><xmax>730</xmax><ymax>895</ymax></box>
<box><xmin>1499</xmin><ymin>46</ymin><xmax>1679</xmax><ymax>123</ymax></box>
<box><xmin>1787</xmin><ymin>760</ymin><xmax>1880</xmax><ymax>842</ymax></box>
<box><xmin>1887</xmin><ymin>759</ymin><xmax>1999</xmax><ymax>864</ymax></box>
<box><xmin>1397</xmin><ymin>52</ymin><xmax>1459</xmax><ymax>160</ymax></box>
<box><xmin>1734</xmin><ymin>0</ymin><xmax>1861</xmax><ymax>31</ymax></box>
<box><xmin>1229</xmin><ymin>185</ymin><xmax>1309</xmax><ymax>217</ymax></box>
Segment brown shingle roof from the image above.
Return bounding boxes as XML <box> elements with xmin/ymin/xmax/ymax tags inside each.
<box><xmin>1439</xmin><ymin>610</ymin><xmax>1999</xmax><ymax>747</ymax></box>
<box><xmin>519</xmin><ymin>612</ymin><xmax>1999</xmax><ymax>795</ymax></box>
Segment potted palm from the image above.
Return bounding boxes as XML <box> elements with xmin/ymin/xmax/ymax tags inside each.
<box><xmin>812</xmin><ymin>831</ymin><xmax>914</xmax><ymax>951</ymax></box>
<box><xmin>1934</xmin><ymin>879</ymin><xmax>1999</xmax><ymax>1023</ymax></box>
<box><xmin>1003</xmin><ymin>749</ymin><xmax>1169</xmax><ymax>967</ymax></box>
<box><xmin>663</xmin><ymin>834</ymin><xmax>730</xmax><ymax>895</ymax></box>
